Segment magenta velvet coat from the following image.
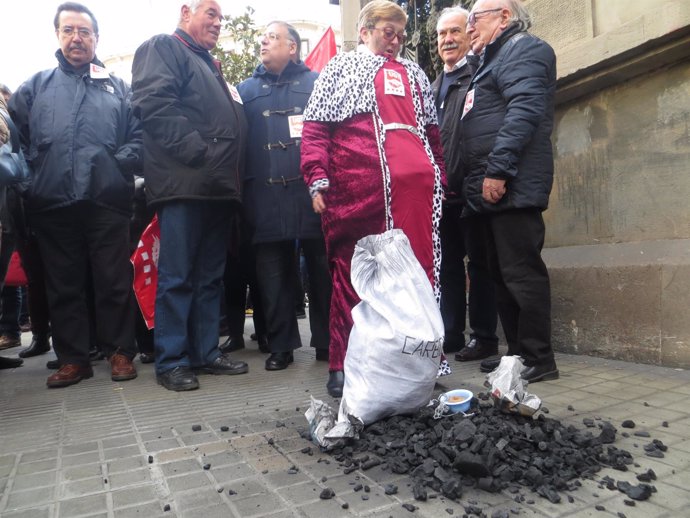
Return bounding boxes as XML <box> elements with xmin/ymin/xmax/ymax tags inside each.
<box><xmin>301</xmin><ymin>48</ymin><xmax>446</xmax><ymax>372</ymax></box>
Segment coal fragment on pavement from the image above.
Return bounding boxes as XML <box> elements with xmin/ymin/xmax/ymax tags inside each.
<box><xmin>319</xmin><ymin>488</ymin><xmax>335</xmax><ymax>499</ymax></box>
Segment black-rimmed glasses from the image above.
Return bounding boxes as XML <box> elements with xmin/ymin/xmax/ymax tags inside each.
<box><xmin>467</xmin><ymin>8</ymin><xmax>503</xmax><ymax>27</ymax></box>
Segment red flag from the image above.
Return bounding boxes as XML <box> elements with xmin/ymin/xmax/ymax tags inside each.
<box><xmin>305</xmin><ymin>26</ymin><xmax>337</xmax><ymax>73</ymax></box>
<box><xmin>131</xmin><ymin>215</ymin><xmax>160</xmax><ymax>329</ymax></box>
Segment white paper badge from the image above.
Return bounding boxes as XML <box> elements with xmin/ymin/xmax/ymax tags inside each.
<box><xmin>89</xmin><ymin>63</ymin><xmax>109</xmax><ymax>79</ymax></box>
<box><xmin>228</xmin><ymin>84</ymin><xmax>243</xmax><ymax>104</ymax></box>
<box><xmin>288</xmin><ymin>115</ymin><xmax>304</xmax><ymax>139</ymax></box>
<box><xmin>384</xmin><ymin>69</ymin><xmax>405</xmax><ymax>97</ymax></box>
<box><xmin>461</xmin><ymin>88</ymin><xmax>475</xmax><ymax>119</ymax></box>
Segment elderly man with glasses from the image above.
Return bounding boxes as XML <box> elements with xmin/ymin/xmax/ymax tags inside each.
<box><xmin>9</xmin><ymin>2</ymin><xmax>141</xmax><ymax>387</ymax></box>
<box><xmin>455</xmin><ymin>0</ymin><xmax>559</xmax><ymax>382</ymax></box>
<box><xmin>235</xmin><ymin>22</ymin><xmax>332</xmax><ymax>372</ymax></box>
<box><xmin>301</xmin><ymin>0</ymin><xmax>449</xmax><ymax>398</ymax></box>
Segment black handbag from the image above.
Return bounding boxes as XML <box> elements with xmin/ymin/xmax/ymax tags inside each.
<box><xmin>0</xmin><ymin>109</ymin><xmax>30</xmax><ymax>187</ymax></box>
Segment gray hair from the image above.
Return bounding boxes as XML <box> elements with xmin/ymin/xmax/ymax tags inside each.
<box><xmin>179</xmin><ymin>1</ymin><xmax>204</xmax><ymax>24</ymax></box>
<box><xmin>437</xmin><ymin>6</ymin><xmax>470</xmax><ymax>30</ymax></box>
<box><xmin>504</xmin><ymin>0</ymin><xmax>532</xmax><ymax>31</ymax></box>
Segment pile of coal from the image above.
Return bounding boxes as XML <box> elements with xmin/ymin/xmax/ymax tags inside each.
<box><xmin>323</xmin><ymin>398</ymin><xmax>656</xmax><ymax>505</ymax></box>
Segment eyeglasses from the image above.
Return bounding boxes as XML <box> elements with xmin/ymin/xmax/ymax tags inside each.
<box><xmin>260</xmin><ymin>32</ymin><xmax>295</xmax><ymax>43</ymax></box>
<box><xmin>59</xmin><ymin>26</ymin><xmax>94</xmax><ymax>39</ymax></box>
<box><xmin>372</xmin><ymin>26</ymin><xmax>406</xmax><ymax>43</ymax></box>
<box><xmin>467</xmin><ymin>8</ymin><xmax>503</xmax><ymax>27</ymax></box>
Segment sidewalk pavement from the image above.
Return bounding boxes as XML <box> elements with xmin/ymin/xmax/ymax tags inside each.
<box><xmin>1</xmin><ymin>321</ymin><xmax>689</xmax><ymax>518</ymax></box>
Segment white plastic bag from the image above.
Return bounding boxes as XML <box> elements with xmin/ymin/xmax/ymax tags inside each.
<box><xmin>337</xmin><ymin>229</ymin><xmax>444</xmax><ymax>427</ymax></box>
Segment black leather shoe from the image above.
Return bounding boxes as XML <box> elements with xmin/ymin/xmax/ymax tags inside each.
<box><xmin>0</xmin><ymin>356</ymin><xmax>23</xmax><ymax>369</ymax></box>
<box><xmin>265</xmin><ymin>352</ymin><xmax>294</xmax><ymax>371</ymax></box>
<box><xmin>521</xmin><ymin>361</ymin><xmax>559</xmax><ymax>383</ymax></box>
<box><xmin>139</xmin><ymin>352</ymin><xmax>155</xmax><ymax>364</ymax></box>
<box><xmin>455</xmin><ymin>338</ymin><xmax>498</xmax><ymax>362</ymax></box>
<box><xmin>219</xmin><ymin>335</ymin><xmax>245</xmax><ymax>353</ymax></box>
<box><xmin>315</xmin><ymin>348</ymin><xmax>329</xmax><ymax>361</ymax></box>
<box><xmin>19</xmin><ymin>334</ymin><xmax>51</xmax><ymax>358</ymax></box>
<box><xmin>89</xmin><ymin>347</ymin><xmax>105</xmax><ymax>361</ymax></box>
<box><xmin>157</xmin><ymin>366</ymin><xmax>199</xmax><ymax>391</ymax></box>
<box><xmin>479</xmin><ymin>357</ymin><xmax>502</xmax><ymax>373</ymax></box>
<box><xmin>195</xmin><ymin>353</ymin><xmax>249</xmax><ymax>375</ymax></box>
<box><xmin>443</xmin><ymin>339</ymin><xmax>463</xmax><ymax>354</ymax></box>
<box><xmin>46</xmin><ymin>359</ymin><xmax>60</xmax><ymax>370</ymax></box>
<box><xmin>327</xmin><ymin>370</ymin><xmax>344</xmax><ymax>398</ymax></box>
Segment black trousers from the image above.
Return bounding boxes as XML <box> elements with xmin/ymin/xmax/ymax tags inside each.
<box><xmin>224</xmin><ymin>241</ymin><xmax>267</xmax><ymax>339</ymax></box>
<box><xmin>481</xmin><ymin>208</ymin><xmax>553</xmax><ymax>366</ymax></box>
<box><xmin>439</xmin><ymin>204</ymin><xmax>498</xmax><ymax>349</ymax></box>
<box><xmin>255</xmin><ymin>239</ymin><xmax>331</xmax><ymax>353</ymax></box>
<box><xmin>32</xmin><ymin>202</ymin><xmax>136</xmax><ymax>366</ymax></box>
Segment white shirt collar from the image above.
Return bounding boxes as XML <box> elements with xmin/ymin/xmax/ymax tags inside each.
<box><xmin>443</xmin><ymin>56</ymin><xmax>467</xmax><ymax>73</ymax></box>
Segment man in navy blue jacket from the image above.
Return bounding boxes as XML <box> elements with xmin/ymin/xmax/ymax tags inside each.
<box><xmin>237</xmin><ymin>22</ymin><xmax>331</xmax><ymax>371</ymax></box>
<box><xmin>10</xmin><ymin>2</ymin><xmax>140</xmax><ymax>387</ymax></box>
<box><xmin>457</xmin><ymin>0</ymin><xmax>558</xmax><ymax>382</ymax></box>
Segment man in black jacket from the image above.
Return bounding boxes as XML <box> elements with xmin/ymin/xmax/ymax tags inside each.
<box><xmin>431</xmin><ymin>6</ymin><xmax>499</xmax><ymax>362</ymax></box>
<box><xmin>131</xmin><ymin>0</ymin><xmax>249</xmax><ymax>391</ymax></box>
<box><xmin>9</xmin><ymin>2</ymin><xmax>139</xmax><ymax>387</ymax></box>
<box><xmin>458</xmin><ymin>0</ymin><xmax>559</xmax><ymax>382</ymax></box>
<box><xmin>237</xmin><ymin>22</ymin><xmax>331</xmax><ymax>371</ymax></box>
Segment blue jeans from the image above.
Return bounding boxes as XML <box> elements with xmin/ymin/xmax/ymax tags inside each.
<box><xmin>154</xmin><ymin>200</ymin><xmax>237</xmax><ymax>375</ymax></box>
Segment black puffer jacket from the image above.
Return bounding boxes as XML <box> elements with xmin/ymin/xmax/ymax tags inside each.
<box><xmin>131</xmin><ymin>29</ymin><xmax>247</xmax><ymax>206</ymax></box>
<box><xmin>9</xmin><ymin>51</ymin><xmax>141</xmax><ymax>215</ymax></box>
<box><xmin>459</xmin><ymin>25</ymin><xmax>556</xmax><ymax>216</ymax></box>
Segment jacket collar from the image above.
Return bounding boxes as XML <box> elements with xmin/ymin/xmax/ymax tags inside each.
<box><xmin>481</xmin><ymin>23</ymin><xmax>522</xmax><ymax>63</ymax></box>
<box><xmin>253</xmin><ymin>59</ymin><xmax>310</xmax><ymax>81</ymax></box>
<box><xmin>173</xmin><ymin>28</ymin><xmax>210</xmax><ymax>55</ymax></box>
<box><xmin>55</xmin><ymin>49</ymin><xmax>106</xmax><ymax>77</ymax></box>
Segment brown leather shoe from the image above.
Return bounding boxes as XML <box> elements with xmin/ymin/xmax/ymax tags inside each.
<box><xmin>0</xmin><ymin>335</ymin><xmax>22</xmax><ymax>350</ymax></box>
<box><xmin>110</xmin><ymin>353</ymin><xmax>138</xmax><ymax>381</ymax></box>
<box><xmin>46</xmin><ymin>364</ymin><xmax>93</xmax><ymax>388</ymax></box>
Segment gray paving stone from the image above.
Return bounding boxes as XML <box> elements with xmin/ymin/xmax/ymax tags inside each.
<box><xmin>103</xmin><ymin>445</ymin><xmax>142</xmax><ymax>460</ymax></box>
<box><xmin>62</xmin><ymin>442</ymin><xmax>100</xmax><ymax>456</ymax></box>
<box><xmin>264</xmin><ymin>468</ymin><xmax>311</xmax><ymax>488</ymax></box>
<box><xmin>11</xmin><ymin>470</ymin><xmax>57</xmax><ymax>491</ymax></box>
<box><xmin>159</xmin><ymin>458</ymin><xmax>202</xmax><ymax>477</ymax></box>
<box><xmin>102</xmin><ymin>435</ymin><xmax>139</xmax><ymax>450</ymax></box>
<box><xmin>15</xmin><ymin>458</ymin><xmax>58</xmax><ymax>475</ymax></box>
<box><xmin>232</xmin><ymin>492</ymin><xmax>287</xmax><ymax>517</ymax></box>
<box><xmin>57</xmin><ymin>493</ymin><xmax>108</xmax><ymax>517</ymax></box>
<box><xmin>224</xmin><ymin>477</ymin><xmax>269</xmax><ymax>500</ymax></box>
<box><xmin>209</xmin><ymin>462</ymin><xmax>258</xmax><ymax>484</ymax></box>
<box><xmin>297</xmin><ymin>498</ymin><xmax>358</xmax><ymax>518</ymax></box>
<box><xmin>61</xmin><ymin>463</ymin><xmax>103</xmax><ymax>481</ymax></box>
<box><xmin>18</xmin><ymin>449</ymin><xmax>56</xmax><ymax>464</ymax></box>
<box><xmin>111</xmin><ymin>484</ymin><xmax>158</xmax><ymax>508</ymax></box>
<box><xmin>1</xmin><ymin>506</ymin><xmax>52</xmax><ymax>518</ymax></box>
<box><xmin>166</xmin><ymin>472</ymin><xmax>212</xmax><ymax>492</ymax></box>
<box><xmin>6</xmin><ymin>486</ymin><xmax>55</xmax><ymax>510</ymax></box>
<box><xmin>178</xmin><ymin>431</ymin><xmax>217</xmax><ymax>446</ymax></box>
<box><xmin>275</xmin><ymin>480</ymin><xmax>324</xmax><ymax>504</ymax></box>
<box><xmin>107</xmin><ymin>456</ymin><xmax>147</xmax><ymax>474</ymax></box>
<box><xmin>61</xmin><ymin>451</ymin><xmax>102</xmax><ymax>468</ymax></box>
<box><xmin>108</xmin><ymin>468</ymin><xmax>152</xmax><ymax>489</ymax></box>
<box><xmin>173</xmin><ymin>486</ymin><xmax>223</xmax><ymax>511</ymax></box>
<box><xmin>0</xmin><ymin>454</ymin><xmax>16</xmax><ymax>466</ymax></box>
<box><xmin>179</xmin><ymin>503</ymin><xmax>236</xmax><ymax>518</ymax></box>
<box><xmin>60</xmin><ymin>476</ymin><xmax>106</xmax><ymax>498</ymax></box>
<box><xmin>113</xmin><ymin>501</ymin><xmax>171</xmax><ymax>518</ymax></box>
<box><xmin>144</xmin><ymin>438</ymin><xmax>181</xmax><ymax>453</ymax></box>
